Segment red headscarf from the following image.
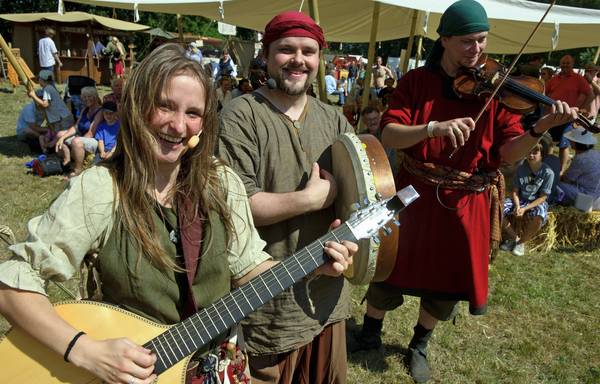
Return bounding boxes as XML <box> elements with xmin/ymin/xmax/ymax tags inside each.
<box><xmin>262</xmin><ymin>11</ymin><xmax>327</xmax><ymax>51</ymax></box>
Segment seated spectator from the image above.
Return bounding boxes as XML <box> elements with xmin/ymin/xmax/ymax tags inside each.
<box><xmin>378</xmin><ymin>77</ymin><xmax>395</xmax><ymax>108</ymax></box>
<box><xmin>216</xmin><ymin>76</ymin><xmax>233</xmax><ymax>111</ymax></box>
<box><xmin>325</xmin><ymin>66</ymin><xmax>345</xmax><ymax>105</ymax></box>
<box><xmin>231</xmin><ymin>78</ymin><xmax>253</xmax><ymax>98</ymax></box>
<box><xmin>16</xmin><ymin>89</ymin><xmax>46</xmax><ymax>150</ymax></box>
<box><xmin>556</xmin><ymin>127</ymin><xmax>600</xmax><ymax>210</ymax></box>
<box><xmin>94</xmin><ymin>101</ymin><xmax>120</xmax><ymax>161</ymax></box>
<box><xmin>501</xmin><ymin>143</ymin><xmax>554</xmax><ymax>256</ymax></box>
<box><xmin>28</xmin><ymin>70</ymin><xmax>75</xmax><ymax>153</ymax></box>
<box><xmin>55</xmin><ymin>86</ymin><xmax>102</xmax><ymax>176</ymax></box>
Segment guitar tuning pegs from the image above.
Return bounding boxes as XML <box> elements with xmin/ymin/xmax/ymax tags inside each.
<box><xmin>363</xmin><ymin>198</ymin><xmax>370</xmax><ymax>206</ymax></box>
<box><xmin>382</xmin><ymin>227</ymin><xmax>392</xmax><ymax>236</ymax></box>
<box><xmin>351</xmin><ymin>202</ymin><xmax>361</xmax><ymax>211</ymax></box>
<box><xmin>393</xmin><ymin>219</ymin><xmax>401</xmax><ymax>227</ymax></box>
<box><xmin>375</xmin><ymin>193</ymin><xmax>383</xmax><ymax>201</ymax></box>
<box><xmin>372</xmin><ymin>236</ymin><xmax>380</xmax><ymax>244</ymax></box>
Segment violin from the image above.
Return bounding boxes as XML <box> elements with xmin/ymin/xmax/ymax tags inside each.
<box><xmin>453</xmin><ymin>55</ymin><xmax>600</xmax><ymax>134</ymax></box>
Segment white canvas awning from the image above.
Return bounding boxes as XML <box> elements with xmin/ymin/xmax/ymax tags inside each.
<box><xmin>64</xmin><ymin>0</ymin><xmax>600</xmax><ymax>53</ymax></box>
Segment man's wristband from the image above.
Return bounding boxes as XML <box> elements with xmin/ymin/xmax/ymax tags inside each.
<box><xmin>427</xmin><ymin>121</ymin><xmax>437</xmax><ymax>138</ymax></box>
<box><xmin>528</xmin><ymin>127</ymin><xmax>544</xmax><ymax>138</ymax></box>
<box><xmin>64</xmin><ymin>331</ymin><xmax>86</xmax><ymax>362</ymax></box>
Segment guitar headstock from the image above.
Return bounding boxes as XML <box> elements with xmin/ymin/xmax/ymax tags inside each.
<box><xmin>347</xmin><ymin>185</ymin><xmax>419</xmax><ymax>241</ymax></box>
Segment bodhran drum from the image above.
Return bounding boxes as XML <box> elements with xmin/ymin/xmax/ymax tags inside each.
<box><xmin>332</xmin><ymin>133</ymin><xmax>398</xmax><ymax>285</ymax></box>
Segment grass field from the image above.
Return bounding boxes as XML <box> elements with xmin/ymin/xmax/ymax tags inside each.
<box><xmin>0</xmin><ymin>82</ymin><xmax>599</xmax><ymax>383</ymax></box>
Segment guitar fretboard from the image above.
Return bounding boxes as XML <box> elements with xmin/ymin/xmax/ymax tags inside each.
<box><xmin>145</xmin><ymin>223</ymin><xmax>356</xmax><ymax>374</ymax></box>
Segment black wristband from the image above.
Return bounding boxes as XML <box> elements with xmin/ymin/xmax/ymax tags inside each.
<box><xmin>64</xmin><ymin>331</ymin><xmax>86</xmax><ymax>362</ymax></box>
<box><xmin>528</xmin><ymin>128</ymin><xmax>544</xmax><ymax>138</ymax></box>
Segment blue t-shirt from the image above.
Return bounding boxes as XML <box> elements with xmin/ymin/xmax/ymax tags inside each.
<box><xmin>77</xmin><ymin>107</ymin><xmax>100</xmax><ymax>136</ymax></box>
<box><xmin>513</xmin><ymin>161</ymin><xmax>554</xmax><ymax>201</ymax></box>
<box><xmin>325</xmin><ymin>74</ymin><xmax>337</xmax><ymax>95</ymax></box>
<box><xmin>94</xmin><ymin>120</ymin><xmax>120</xmax><ymax>152</ymax></box>
<box><xmin>16</xmin><ymin>102</ymin><xmax>44</xmax><ymax>135</ymax></box>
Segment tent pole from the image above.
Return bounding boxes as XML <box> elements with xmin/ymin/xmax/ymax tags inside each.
<box><xmin>360</xmin><ymin>0</ymin><xmax>380</xmax><ymax>127</ymax></box>
<box><xmin>415</xmin><ymin>35</ymin><xmax>423</xmax><ymax>67</ymax></box>
<box><xmin>594</xmin><ymin>46</ymin><xmax>600</xmax><ymax>64</ymax></box>
<box><xmin>308</xmin><ymin>0</ymin><xmax>328</xmax><ymax>103</ymax></box>
<box><xmin>401</xmin><ymin>10</ymin><xmax>418</xmax><ymax>75</ymax></box>
<box><xmin>177</xmin><ymin>14</ymin><xmax>184</xmax><ymax>44</ymax></box>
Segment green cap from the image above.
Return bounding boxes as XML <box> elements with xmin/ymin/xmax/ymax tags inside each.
<box><xmin>437</xmin><ymin>0</ymin><xmax>489</xmax><ymax>37</ymax></box>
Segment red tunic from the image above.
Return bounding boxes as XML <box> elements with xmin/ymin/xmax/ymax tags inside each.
<box><xmin>381</xmin><ymin>66</ymin><xmax>523</xmax><ymax>314</ymax></box>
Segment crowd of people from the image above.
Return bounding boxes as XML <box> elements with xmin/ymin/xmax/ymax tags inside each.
<box><xmin>2</xmin><ymin>1</ymin><xmax>599</xmax><ymax>383</ymax></box>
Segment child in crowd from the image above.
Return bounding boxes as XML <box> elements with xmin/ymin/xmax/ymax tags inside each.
<box><xmin>378</xmin><ymin>77</ymin><xmax>395</xmax><ymax>108</ymax></box>
<box><xmin>501</xmin><ymin>143</ymin><xmax>554</xmax><ymax>256</ymax></box>
<box><xmin>16</xmin><ymin>89</ymin><xmax>46</xmax><ymax>149</ymax></box>
<box><xmin>28</xmin><ymin>70</ymin><xmax>75</xmax><ymax>153</ymax></box>
<box><xmin>94</xmin><ymin>101</ymin><xmax>120</xmax><ymax>161</ymax></box>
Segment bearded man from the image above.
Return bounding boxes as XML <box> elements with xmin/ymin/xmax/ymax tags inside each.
<box><xmin>218</xmin><ymin>11</ymin><xmax>355</xmax><ymax>384</ymax></box>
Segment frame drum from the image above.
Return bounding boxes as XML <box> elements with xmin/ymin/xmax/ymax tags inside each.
<box><xmin>332</xmin><ymin>133</ymin><xmax>398</xmax><ymax>285</ymax></box>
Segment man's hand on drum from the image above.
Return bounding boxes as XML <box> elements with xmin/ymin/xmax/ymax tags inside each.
<box><xmin>303</xmin><ymin>162</ymin><xmax>337</xmax><ymax>211</ymax></box>
<box><xmin>314</xmin><ymin>219</ymin><xmax>358</xmax><ymax>277</ymax></box>
<box><xmin>430</xmin><ymin>117</ymin><xmax>475</xmax><ymax>148</ymax></box>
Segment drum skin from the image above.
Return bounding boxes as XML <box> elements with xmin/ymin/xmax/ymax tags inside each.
<box><xmin>332</xmin><ymin>133</ymin><xmax>398</xmax><ymax>285</ymax></box>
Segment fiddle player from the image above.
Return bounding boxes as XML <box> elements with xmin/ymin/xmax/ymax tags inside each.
<box><xmin>350</xmin><ymin>1</ymin><xmax>578</xmax><ymax>382</ymax></box>
<box><xmin>218</xmin><ymin>11</ymin><xmax>355</xmax><ymax>383</ymax></box>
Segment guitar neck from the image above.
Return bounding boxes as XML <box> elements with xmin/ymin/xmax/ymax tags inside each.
<box><xmin>145</xmin><ymin>223</ymin><xmax>357</xmax><ymax>374</ymax></box>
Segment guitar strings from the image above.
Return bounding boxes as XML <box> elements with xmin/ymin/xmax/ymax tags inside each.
<box><xmin>148</xmin><ymin>224</ymin><xmax>356</xmax><ymax>368</ymax></box>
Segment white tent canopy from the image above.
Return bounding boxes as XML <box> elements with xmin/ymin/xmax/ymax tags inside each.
<box><xmin>64</xmin><ymin>0</ymin><xmax>600</xmax><ymax>53</ymax></box>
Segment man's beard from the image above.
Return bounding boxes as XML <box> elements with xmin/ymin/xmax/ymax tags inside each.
<box><xmin>270</xmin><ymin>67</ymin><xmax>314</xmax><ymax>96</ymax></box>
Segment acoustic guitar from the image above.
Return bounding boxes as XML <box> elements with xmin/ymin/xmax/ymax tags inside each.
<box><xmin>0</xmin><ymin>186</ymin><xmax>419</xmax><ymax>383</ymax></box>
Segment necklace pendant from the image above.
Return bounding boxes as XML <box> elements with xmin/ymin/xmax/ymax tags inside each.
<box><xmin>169</xmin><ymin>229</ymin><xmax>178</xmax><ymax>244</ymax></box>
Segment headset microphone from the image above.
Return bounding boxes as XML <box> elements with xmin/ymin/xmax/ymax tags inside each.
<box><xmin>186</xmin><ymin>132</ymin><xmax>201</xmax><ymax>149</ymax></box>
<box><xmin>266</xmin><ymin>78</ymin><xmax>277</xmax><ymax>90</ymax></box>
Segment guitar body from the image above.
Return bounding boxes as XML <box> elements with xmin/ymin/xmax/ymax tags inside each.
<box><xmin>0</xmin><ymin>301</ymin><xmax>189</xmax><ymax>384</ymax></box>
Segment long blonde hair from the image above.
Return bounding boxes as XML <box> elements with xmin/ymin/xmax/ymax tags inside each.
<box><xmin>104</xmin><ymin>43</ymin><xmax>232</xmax><ymax>271</ymax></box>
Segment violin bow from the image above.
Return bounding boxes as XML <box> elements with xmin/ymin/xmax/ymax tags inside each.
<box><xmin>450</xmin><ymin>0</ymin><xmax>557</xmax><ymax>158</ymax></box>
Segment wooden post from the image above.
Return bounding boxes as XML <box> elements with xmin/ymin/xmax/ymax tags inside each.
<box><xmin>415</xmin><ymin>35</ymin><xmax>423</xmax><ymax>66</ymax></box>
<box><xmin>360</xmin><ymin>1</ymin><xmax>380</xmax><ymax>126</ymax></box>
<box><xmin>308</xmin><ymin>0</ymin><xmax>328</xmax><ymax>103</ymax></box>
<box><xmin>401</xmin><ymin>10</ymin><xmax>418</xmax><ymax>75</ymax></box>
<box><xmin>0</xmin><ymin>33</ymin><xmax>33</xmax><ymax>91</ymax></box>
<box><xmin>128</xmin><ymin>43</ymin><xmax>135</xmax><ymax>69</ymax></box>
<box><xmin>594</xmin><ymin>46</ymin><xmax>600</xmax><ymax>64</ymax></box>
<box><xmin>177</xmin><ymin>14</ymin><xmax>184</xmax><ymax>44</ymax></box>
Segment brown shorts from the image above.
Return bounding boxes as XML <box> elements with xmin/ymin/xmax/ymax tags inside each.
<box><xmin>248</xmin><ymin>321</ymin><xmax>347</xmax><ymax>384</ymax></box>
<box><xmin>366</xmin><ymin>281</ymin><xmax>459</xmax><ymax>321</ymax></box>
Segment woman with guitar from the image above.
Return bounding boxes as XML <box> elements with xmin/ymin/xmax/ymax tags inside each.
<box><xmin>0</xmin><ymin>43</ymin><xmax>355</xmax><ymax>384</ymax></box>
<box><xmin>350</xmin><ymin>1</ymin><xmax>579</xmax><ymax>382</ymax></box>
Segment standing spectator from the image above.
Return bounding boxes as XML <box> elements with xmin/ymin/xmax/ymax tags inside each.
<box><xmin>28</xmin><ymin>70</ymin><xmax>74</xmax><ymax>153</ymax></box>
<box><xmin>38</xmin><ymin>28</ymin><xmax>62</xmax><ymax>74</ymax></box>
<box><xmin>347</xmin><ymin>61</ymin><xmax>357</xmax><ymax>92</ymax></box>
<box><xmin>545</xmin><ymin>54</ymin><xmax>592</xmax><ymax>174</ymax></box>
<box><xmin>370</xmin><ymin>56</ymin><xmax>394</xmax><ymax>97</ymax></box>
<box><xmin>93</xmin><ymin>36</ymin><xmax>105</xmax><ymax>57</ymax></box>
<box><xmin>105</xmin><ymin>36</ymin><xmax>126</xmax><ymax>79</ymax></box>
<box><xmin>557</xmin><ymin>127</ymin><xmax>600</xmax><ymax>210</ymax></box>
<box><xmin>94</xmin><ymin>101</ymin><xmax>120</xmax><ymax>161</ymax></box>
<box><xmin>186</xmin><ymin>41</ymin><xmax>203</xmax><ymax>64</ymax></box>
<box><xmin>216</xmin><ymin>49</ymin><xmax>237</xmax><ymax>80</ymax></box>
<box><xmin>583</xmin><ymin>63</ymin><xmax>600</xmax><ymax>122</ymax></box>
<box><xmin>500</xmin><ymin>143</ymin><xmax>554</xmax><ymax>256</ymax></box>
<box><xmin>16</xmin><ymin>89</ymin><xmax>46</xmax><ymax>148</ymax></box>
